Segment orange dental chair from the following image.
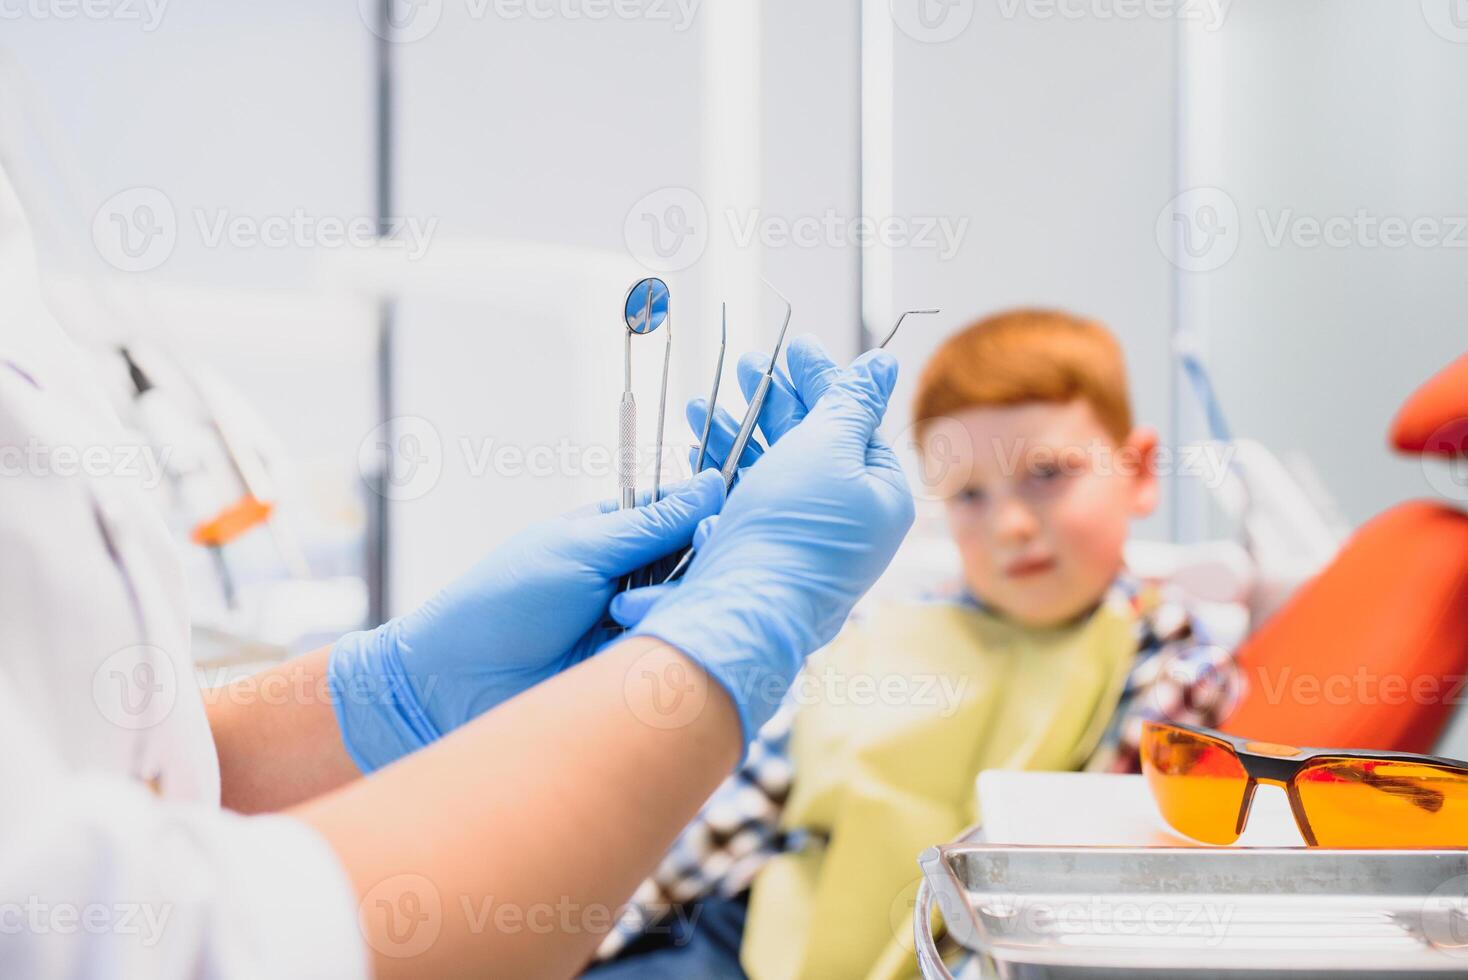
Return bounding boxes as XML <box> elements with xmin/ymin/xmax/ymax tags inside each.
<box><xmin>1219</xmin><ymin>353</ymin><xmax>1468</xmax><ymax>753</ymax></box>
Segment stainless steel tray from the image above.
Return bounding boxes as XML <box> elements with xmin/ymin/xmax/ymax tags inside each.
<box><xmin>915</xmin><ymin>844</ymin><xmax>1468</xmax><ymax>978</ymax></box>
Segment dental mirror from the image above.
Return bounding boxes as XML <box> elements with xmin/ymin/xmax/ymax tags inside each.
<box><xmin>624</xmin><ymin>277</ymin><xmax>670</xmax><ymax>335</ymax></box>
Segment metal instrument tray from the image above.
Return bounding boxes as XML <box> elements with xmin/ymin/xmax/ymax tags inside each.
<box><xmin>915</xmin><ymin>844</ymin><xmax>1468</xmax><ymax>978</ymax></box>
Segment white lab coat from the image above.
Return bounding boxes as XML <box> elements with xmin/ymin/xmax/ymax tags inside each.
<box><xmin>0</xmin><ymin>165</ymin><xmax>367</xmax><ymax>978</ymax></box>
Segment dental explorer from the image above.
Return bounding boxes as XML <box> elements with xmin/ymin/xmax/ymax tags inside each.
<box><xmin>692</xmin><ymin>302</ymin><xmax>729</xmax><ymax>474</ymax></box>
<box><xmin>720</xmin><ymin>278</ymin><xmax>794</xmax><ymax>487</ymax></box>
<box><xmin>659</xmin><ymin>302</ymin><xmax>938</xmax><ymax>585</ymax></box>
<box><xmin>878</xmin><ymin>309</ymin><xmax>941</xmax><ymax>349</ymax></box>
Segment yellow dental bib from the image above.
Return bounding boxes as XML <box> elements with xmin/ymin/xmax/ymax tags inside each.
<box><xmin>740</xmin><ymin>598</ymin><xmax>1135</xmax><ymax>980</ymax></box>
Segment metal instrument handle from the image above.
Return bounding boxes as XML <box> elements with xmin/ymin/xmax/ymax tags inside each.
<box><xmin>661</xmin><ymin>546</ymin><xmax>693</xmax><ymax>584</ymax></box>
<box><xmin>720</xmin><ymin>374</ymin><xmax>771</xmax><ymax>486</ymax></box>
<box><xmin>619</xmin><ymin>391</ymin><xmax>637</xmax><ymax>509</ymax></box>
<box><xmin>661</xmin><ymin>373</ymin><xmax>770</xmax><ymax>585</ymax></box>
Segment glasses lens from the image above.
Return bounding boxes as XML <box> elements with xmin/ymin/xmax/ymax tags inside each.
<box><xmin>1141</xmin><ymin>723</ymin><xmax>1250</xmax><ymax>845</ymax></box>
<box><xmin>1294</xmin><ymin>758</ymin><xmax>1468</xmax><ymax>848</ymax></box>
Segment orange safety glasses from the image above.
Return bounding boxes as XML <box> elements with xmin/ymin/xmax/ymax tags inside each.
<box><xmin>1141</xmin><ymin>720</ymin><xmax>1468</xmax><ymax>848</ymax></box>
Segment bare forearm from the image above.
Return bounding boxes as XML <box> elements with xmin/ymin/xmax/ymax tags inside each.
<box><xmin>292</xmin><ymin>636</ymin><xmax>741</xmax><ymax>980</ymax></box>
<box><xmin>206</xmin><ymin>647</ymin><xmax>361</xmax><ymax>813</ymax></box>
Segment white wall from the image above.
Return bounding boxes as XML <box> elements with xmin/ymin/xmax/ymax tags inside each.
<box><xmin>388</xmin><ymin>0</ymin><xmax>863</xmax><ymax>612</ymax></box>
<box><xmin>1</xmin><ymin>0</ymin><xmax>867</xmax><ymax>617</ymax></box>
<box><xmin>0</xmin><ymin>5</ymin><xmax>380</xmax><ymax>614</ymax></box>
<box><xmin>874</xmin><ymin>3</ymin><xmax>1180</xmax><ymax>540</ymax></box>
<box><xmin>761</xmin><ymin>1</ymin><xmax>863</xmax><ymax>363</ymax></box>
<box><xmin>0</xmin><ymin>2</ymin><xmax>377</xmax><ymax>467</ymax></box>
<box><xmin>386</xmin><ymin>5</ymin><xmax>707</xmax><ymax>611</ymax></box>
<box><xmin>13</xmin><ymin>2</ymin><xmax>1461</xmax><ymax>621</ymax></box>
<box><xmin>1180</xmin><ymin>0</ymin><xmax>1468</xmax><ymax>532</ymax></box>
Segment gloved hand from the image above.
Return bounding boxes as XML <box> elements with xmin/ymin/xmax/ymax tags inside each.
<box><xmin>611</xmin><ymin>336</ymin><xmax>916</xmax><ymax>744</ymax></box>
<box><xmin>681</xmin><ymin>343</ymin><xmax>812</xmax><ymax>476</ymax></box>
<box><xmin>618</xmin><ymin>341</ymin><xmax>852</xmax><ymax>620</ymax></box>
<box><xmin>328</xmin><ymin>470</ymin><xmax>726</xmax><ymax>772</ymax></box>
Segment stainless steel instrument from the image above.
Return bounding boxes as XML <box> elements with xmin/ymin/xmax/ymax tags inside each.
<box><xmin>719</xmin><ymin>278</ymin><xmax>793</xmax><ymax>487</ymax></box>
<box><xmin>692</xmin><ymin>302</ymin><xmax>729</xmax><ymax>475</ymax></box>
<box><xmin>620</xmin><ymin>277</ymin><xmax>670</xmax><ymax>510</ymax></box>
<box><xmin>880</xmin><ymin>308</ymin><xmax>941</xmax><ymax>349</ymax></box>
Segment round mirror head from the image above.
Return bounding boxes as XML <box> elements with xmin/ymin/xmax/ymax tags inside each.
<box><xmin>624</xmin><ymin>277</ymin><xmax>670</xmax><ymax>335</ymax></box>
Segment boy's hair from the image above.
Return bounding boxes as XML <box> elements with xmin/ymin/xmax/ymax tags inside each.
<box><xmin>912</xmin><ymin>309</ymin><xmax>1133</xmax><ymax>443</ymax></box>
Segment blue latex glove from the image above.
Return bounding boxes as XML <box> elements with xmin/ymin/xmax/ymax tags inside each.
<box><xmin>328</xmin><ymin>469</ymin><xmax>726</xmax><ymax>772</ymax></box>
<box><xmin>679</xmin><ymin>346</ymin><xmax>810</xmax><ymax>476</ymax></box>
<box><xmin>617</xmin><ymin>345</ymin><xmax>831</xmax><ymax>624</ymax></box>
<box><xmin>611</xmin><ymin>336</ymin><xmax>916</xmax><ymax>744</ymax></box>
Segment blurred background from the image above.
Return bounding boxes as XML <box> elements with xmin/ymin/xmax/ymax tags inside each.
<box><xmin>3</xmin><ymin>0</ymin><xmax>1465</xmax><ymax>667</ymax></box>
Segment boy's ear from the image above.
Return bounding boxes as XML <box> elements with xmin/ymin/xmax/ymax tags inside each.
<box><xmin>1126</xmin><ymin>425</ymin><xmax>1160</xmax><ymax>517</ymax></box>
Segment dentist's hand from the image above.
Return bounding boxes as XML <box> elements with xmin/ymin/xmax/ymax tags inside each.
<box><xmin>679</xmin><ymin>342</ymin><xmax>813</xmax><ymax>475</ymax></box>
<box><xmin>612</xmin><ymin>336</ymin><xmax>916</xmax><ymax>744</ymax></box>
<box><xmin>328</xmin><ymin>471</ymin><xmax>726</xmax><ymax>773</ymax></box>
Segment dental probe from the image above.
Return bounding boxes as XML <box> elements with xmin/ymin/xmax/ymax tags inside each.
<box><xmin>692</xmin><ymin>303</ymin><xmax>729</xmax><ymax>475</ymax></box>
<box><xmin>878</xmin><ymin>309</ymin><xmax>941</xmax><ymax>349</ymax></box>
<box><xmin>719</xmin><ymin>278</ymin><xmax>793</xmax><ymax>487</ymax></box>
